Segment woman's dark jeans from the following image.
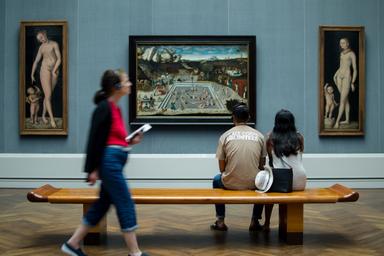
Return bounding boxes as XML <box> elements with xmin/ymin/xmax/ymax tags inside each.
<box><xmin>83</xmin><ymin>147</ymin><xmax>138</xmax><ymax>232</ymax></box>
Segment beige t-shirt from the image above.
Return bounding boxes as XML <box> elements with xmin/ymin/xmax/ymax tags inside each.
<box><xmin>216</xmin><ymin>125</ymin><xmax>267</xmax><ymax>190</ymax></box>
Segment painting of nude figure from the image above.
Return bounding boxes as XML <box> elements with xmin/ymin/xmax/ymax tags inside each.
<box><xmin>19</xmin><ymin>21</ymin><xmax>67</xmax><ymax>135</ymax></box>
<box><xmin>319</xmin><ymin>26</ymin><xmax>365</xmax><ymax>136</ymax></box>
<box><xmin>129</xmin><ymin>36</ymin><xmax>256</xmax><ymax>125</ymax></box>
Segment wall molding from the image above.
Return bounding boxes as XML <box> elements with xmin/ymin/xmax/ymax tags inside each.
<box><xmin>0</xmin><ymin>153</ymin><xmax>383</xmax><ymax>188</ymax></box>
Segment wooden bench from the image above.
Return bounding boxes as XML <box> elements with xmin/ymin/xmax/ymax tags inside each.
<box><xmin>27</xmin><ymin>184</ymin><xmax>359</xmax><ymax>245</ymax></box>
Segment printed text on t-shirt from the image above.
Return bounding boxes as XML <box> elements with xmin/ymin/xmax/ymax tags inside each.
<box><xmin>227</xmin><ymin>131</ymin><xmax>260</xmax><ymax>141</ymax></box>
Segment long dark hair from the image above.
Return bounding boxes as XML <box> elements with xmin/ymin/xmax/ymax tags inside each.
<box><xmin>93</xmin><ymin>70</ymin><xmax>120</xmax><ymax>104</ymax></box>
<box><xmin>271</xmin><ymin>109</ymin><xmax>302</xmax><ymax>157</ymax></box>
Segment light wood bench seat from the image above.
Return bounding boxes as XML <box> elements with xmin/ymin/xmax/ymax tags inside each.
<box><xmin>27</xmin><ymin>184</ymin><xmax>359</xmax><ymax>245</ymax></box>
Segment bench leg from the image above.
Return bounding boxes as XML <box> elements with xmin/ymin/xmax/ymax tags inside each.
<box><xmin>83</xmin><ymin>204</ymin><xmax>107</xmax><ymax>245</ymax></box>
<box><xmin>278</xmin><ymin>203</ymin><xmax>303</xmax><ymax>245</ymax></box>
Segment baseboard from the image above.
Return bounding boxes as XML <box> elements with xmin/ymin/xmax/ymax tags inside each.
<box><xmin>0</xmin><ymin>153</ymin><xmax>383</xmax><ymax>188</ymax></box>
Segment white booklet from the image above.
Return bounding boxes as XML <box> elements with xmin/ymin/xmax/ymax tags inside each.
<box><xmin>125</xmin><ymin>124</ymin><xmax>152</xmax><ymax>141</ymax></box>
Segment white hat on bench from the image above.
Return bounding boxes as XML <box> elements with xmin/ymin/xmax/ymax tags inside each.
<box><xmin>255</xmin><ymin>165</ymin><xmax>274</xmax><ymax>193</ymax></box>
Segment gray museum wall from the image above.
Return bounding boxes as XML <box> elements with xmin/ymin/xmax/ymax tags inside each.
<box><xmin>1</xmin><ymin>0</ymin><xmax>383</xmax><ymax>154</ymax></box>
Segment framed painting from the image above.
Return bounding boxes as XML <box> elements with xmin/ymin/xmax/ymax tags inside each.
<box><xmin>19</xmin><ymin>21</ymin><xmax>68</xmax><ymax>135</ymax></box>
<box><xmin>319</xmin><ymin>26</ymin><xmax>365</xmax><ymax>136</ymax></box>
<box><xmin>129</xmin><ymin>35</ymin><xmax>256</xmax><ymax>125</ymax></box>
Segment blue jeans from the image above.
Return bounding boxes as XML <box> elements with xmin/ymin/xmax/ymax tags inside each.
<box><xmin>83</xmin><ymin>147</ymin><xmax>138</xmax><ymax>232</ymax></box>
<box><xmin>213</xmin><ymin>174</ymin><xmax>263</xmax><ymax>220</ymax></box>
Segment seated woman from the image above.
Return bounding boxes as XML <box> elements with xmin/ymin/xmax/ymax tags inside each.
<box><xmin>264</xmin><ymin>109</ymin><xmax>307</xmax><ymax>230</ymax></box>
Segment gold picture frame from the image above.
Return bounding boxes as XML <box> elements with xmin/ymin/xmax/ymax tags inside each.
<box><xmin>19</xmin><ymin>20</ymin><xmax>68</xmax><ymax>135</ymax></box>
<box><xmin>319</xmin><ymin>26</ymin><xmax>365</xmax><ymax>136</ymax></box>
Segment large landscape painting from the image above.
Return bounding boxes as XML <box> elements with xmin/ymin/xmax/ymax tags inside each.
<box><xmin>129</xmin><ymin>36</ymin><xmax>256</xmax><ymax>125</ymax></box>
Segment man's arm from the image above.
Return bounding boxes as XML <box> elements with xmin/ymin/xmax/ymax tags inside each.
<box><xmin>218</xmin><ymin>159</ymin><xmax>226</xmax><ymax>173</ymax></box>
<box><xmin>258</xmin><ymin>157</ymin><xmax>266</xmax><ymax>170</ymax></box>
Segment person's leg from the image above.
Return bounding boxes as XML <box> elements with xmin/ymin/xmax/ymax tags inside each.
<box><xmin>30</xmin><ymin>105</ymin><xmax>35</xmax><ymax>123</ymax></box>
<box><xmin>111</xmin><ymin>179</ymin><xmax>141</xmax><ymax>255</ymax></box>
<box><xmin>335</xmin><ymin>79</ymin><xmax>350</xmax><ymax>128</ymax></box>
<box><xmin>335</xmin><ymin>76</ymin><xmax>342</xmax><ymax>93</ymax></box>
<box><xmin>211</xmin><ymin>173</ymin><xmax>227</xmax><ymax>230</ymax></box>
<box><xmin>42</xmin><ymin>101</ymin><xmax>47</xmax><ymax>124</ymax></box>
<box><xmin>340</xmin><ymin>78</ymin><xmax>351</xmax><ymax>124</ymax></box>
<box><xmin>103</xmin><ymin>149</ymin><xmax>143</xmax><ymax>255</ymax></box>
<box><xmin>249</xmin><ymin>204</ymin><xmax>264</xmax><ymax>231</ymax></box>
<box><xmin>329</xmin><ymin>104</ymin><xmax>334</xmax><ymax>119</ymax></box>
<box><xmin>213</xmin><ymin>174</ymin><xmax>225</xmax><ymax>219</ymax></box>
<box><xmin>123</xmin><ymin>232</ymin><xmax>140</xmax><ymax>255</ymax></box>
<box><xmin>263</xmin><ymin>204</ymin><xmax>274</xmax><ymax>231</ymax></box>
<box><xmin>66</xmin><ymin>224</ymin><xmax>91</xmax><ymax>248</ymax></box>
<box><xmin>34</xmin><ymin>103</ymin><xmax>40</xmax><ymax>123</ymax></box>
<box><xmin>40</xmin><ymin>68</ymin><xmax>56</xmax><ymax>128</ymax></box>
<box><xmin>325</xmin><ymin>104</ymin><xmax>329</xmax><ymax>119</ymax></box>
<box><xmin>334</xmin><ymin>77</ymin><xmax>344</xmax><ymax>128</ymax></box>
<box><xmin>66</xmin><ymin>183</ymin><xmax>111</xmax><ymax>249</ymax></box>
<box><xmin>341</xmin><ymin>101</ymin><xmax>350</xmax><ymax>124</ymax></box>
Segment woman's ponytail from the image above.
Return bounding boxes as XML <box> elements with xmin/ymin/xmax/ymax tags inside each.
<box><xmin>93</xmin><ymin>89</ymin><xmax>107</xmax><ymax>104</ymax></box>
<box><xmin>93</xmin><ymin>69</ymin><xmax>120</xmax><ymax>104</ymax></box>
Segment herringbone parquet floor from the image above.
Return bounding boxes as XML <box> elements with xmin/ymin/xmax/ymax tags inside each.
<box><xmin>0</xmin><ymin>188</ymin><xmax>383</xmax><ymax>255</ymax></box>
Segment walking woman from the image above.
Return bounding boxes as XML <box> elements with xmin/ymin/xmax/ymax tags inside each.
<box><xmin>61</xmin><ymin>69</ymin><xmax>149</xmax><ymax>256</ymax></box>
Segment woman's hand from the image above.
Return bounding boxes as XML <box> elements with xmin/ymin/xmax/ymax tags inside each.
<box><xmin>87</xmin><ymin>169</ymin><xmax>99</xmax><ymax>186</ymax></box>
<box><xmin>31</xmin><ymin>75</ymin><xmax>35</xmax><ymax>83</ymax></box>
<box><xmin>130</xmin><ymin>132</ymin><xmax>143</xmax><ymax>145</ymax></box>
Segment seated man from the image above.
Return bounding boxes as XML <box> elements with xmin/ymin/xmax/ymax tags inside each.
<box><xmin>211</xmin><ymin>103</ymin><xmax>267</xmax><ymax>231</ymax></box>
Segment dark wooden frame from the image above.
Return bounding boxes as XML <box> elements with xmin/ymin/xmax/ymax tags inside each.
<box><xmin>129</xmin><ymin>35</ymin><xmax>256</xmax><ymax>125</ymax></box>
<box><xmin>319</xmin><ymin>26</ymin><xmax>365</xmax><ymax>136</ymax></box>
<box><xmin>19</xmin><ymin>21</ymin><xmax>68</xmax><ymax>135</ymax></box>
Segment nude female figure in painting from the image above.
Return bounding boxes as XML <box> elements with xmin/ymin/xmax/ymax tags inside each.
<box><xmin>31</xmin><ymin>30</ymin><xmax>61</xmax><ymax>128</ymax></box>
<box><xmin>333</xmin><ymin>37</ymin><xmax>357</xmax><ymax>129</ymax></box>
